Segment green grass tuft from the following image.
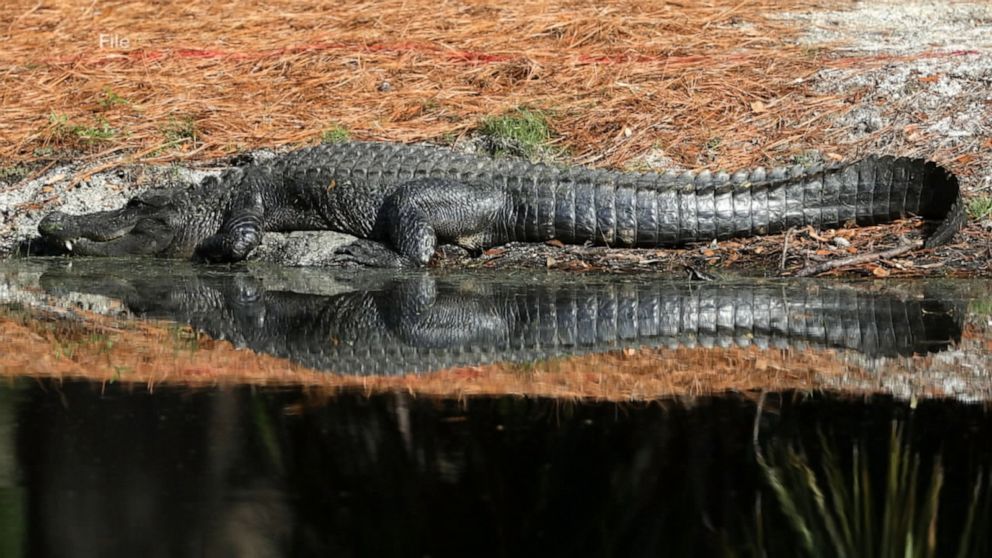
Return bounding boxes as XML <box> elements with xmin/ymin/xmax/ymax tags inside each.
<box><xmin>162</xmin><ymin>116</ymin><xmax>199</xmax><ymax>146</ymax></box>
<box><xmin>478</xmin><ymin>108</ymin><xmax>556</xmax><ymax>159</ymax></box>
<box><xmin>969</xmin><ymin>297</ymin><xmax>992</xmax><ymax>318</ymax></box>
<box><xmin>49</xmin><ymin>112</ymin><xmax>116</xmax><ymax>142</ymax></box>
<box><xmin>320</xmin><ymin>125</ymin><xmax>351</xmax><ymax>144</ymax></box>
<box><xmin>97</xmin><ymin>88</ymin><xmax>130</xmax><ymax>109</ymax></box>
<box><xmin>967</xmin><ymin>196</ymin><xmax>992</xmax><ymax>221</ymax></box>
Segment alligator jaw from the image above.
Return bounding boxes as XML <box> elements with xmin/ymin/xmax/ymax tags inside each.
<box><xmin>45</xmin><ymin>223</ymin><xmax>138</xmax><ymax>256</ymax></box>
<box><xmin>39</xmin><ymin>209</ymin><xmax>138</xmax><ymax>244</ymax></box>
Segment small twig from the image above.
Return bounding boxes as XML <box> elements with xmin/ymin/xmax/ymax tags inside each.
<box><xmin>779</xmin><ymin>227</ymin><xmax>795</xmax><ymax>271</ymax></box>
<box><xmin>793</xmin><ymin>240</ymin><xmax>923</xmax><ymax>277</ymax></box>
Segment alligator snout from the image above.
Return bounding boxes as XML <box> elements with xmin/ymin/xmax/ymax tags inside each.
<box><xmin>38</xmin><ymin>206</ymin><xmax>140</xmax><ymax>247</ymax></box>
<box><xmin>38</xmin><ymin>211</ymin><xmax>71</xmax><ymax>238</ymax></box>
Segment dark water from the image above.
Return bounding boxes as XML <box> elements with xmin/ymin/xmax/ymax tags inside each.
<box><xmin>0</xmin><ymin>383</ymin><xmax>990</xmax><ymax>557</ymax></box>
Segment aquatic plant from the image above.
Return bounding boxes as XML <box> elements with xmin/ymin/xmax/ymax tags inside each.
<box><xmin>738</xmin><ymin>423</ymin><xmax>991</xmax><ymax>558</ymax></box>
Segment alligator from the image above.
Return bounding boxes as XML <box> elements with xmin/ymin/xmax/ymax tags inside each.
<box><xmin>36</xmin><ymin>142</ymin><xmax>965</xmax><ymax>267</ymax></box>
<box><xmin>36</xmin><ymin>263</ymin><xmax>963</xmax><ymax>375</ymax></box>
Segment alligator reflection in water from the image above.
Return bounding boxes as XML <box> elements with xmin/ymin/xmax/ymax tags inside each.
<box><xmin>5</xmin><ymin>381</ymin><xmax>992</xmax><ymax>557</ymax></box>
<box><xmin>37</xmin><ymin>263</ymin><xmax>964</xmax><ymax>375</ymax></box>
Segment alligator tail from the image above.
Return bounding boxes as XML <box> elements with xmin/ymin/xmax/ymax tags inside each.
<box><xmin>512</xmin><ymin>156</ymin><xmax>962</xmax><ymax>247</ymax></box>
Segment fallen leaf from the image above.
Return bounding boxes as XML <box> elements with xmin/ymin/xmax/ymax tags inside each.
<box><xmin>702</xmin><ymin>249</ymin><xmax>716</xmax><ymax>257</ymax></box>
<box><xmin>871</xmin><ymin>266</ymin><xmax>890</xmax><ymax>278</ymax></box>
<box><xmin>750</xmin><ymin>101</ymin><xmax>767</xmax><ymax>113</ymax></box>
<box><xmin>483</xmin><ymin>247</ymin><xmax>506</xmax><ymax>257</ymax></box>
<box><xmin>545</xmin><ymin>239</ymin><xmax>564</xmax><ymax>248</ymax></box>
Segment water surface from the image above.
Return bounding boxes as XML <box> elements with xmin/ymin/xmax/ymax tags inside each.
<box><xmin>1</xmin><ymin>259</ymin><xmax>991</xmax><ymax>556</ymax></box>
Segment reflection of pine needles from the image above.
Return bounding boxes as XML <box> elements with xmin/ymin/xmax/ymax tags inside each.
<box><xmin>747</xmin><ymin>423</ymin><xmax>990</xmax><ymax>558</ymax></box>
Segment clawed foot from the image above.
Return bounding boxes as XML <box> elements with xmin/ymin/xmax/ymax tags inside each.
<box><xmin>194</xmin><ymin>231</ymin><xmax>259</xmax><ymax>264</ymax></box>
<box><xmin>327</xmin><ymin>239</ymin><xmax>414</xmax><ymax>268</ymax></box>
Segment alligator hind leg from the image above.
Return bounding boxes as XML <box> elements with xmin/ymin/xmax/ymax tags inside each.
<box><xmin>331</xmin><ymin>178</ymin><xmax>511</xmax><ymax>267</ymax></box>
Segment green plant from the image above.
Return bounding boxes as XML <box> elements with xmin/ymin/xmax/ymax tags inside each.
<box><xmin>162</xmin><ymin>116</ymin><xmax>199</xmax><ymax>146</ymax></box>
<box><xmin>967</xmin><ymin>196</ymin><xmax>992</xmax><ymax>221</ymax></box>
<box><xmin>98</xmin><ymin>88</ymin><xmax>129</xmax><ymax>109</ymax></box>
<box><xmin>740</xmin><ymin>423</ymin><xmax>992</xmax><ymax>558</ymax></box>
<box><xmin>320</xmin><ymin>125</ymin><xmax>350</xmax><ymax>144</ymax></box>
<box><xmin>49</xmin><ymin>112</ymin><xmax>116</xmax><ymax>142</ymax></box>
<box><xmin>0</xmin><ymin>165</ymin><xmax>28</xmax><ymax>183</ymax></box>
<box><xmin>968</xmin><ymin>297</ymin><xmax>992</xmax><ymax>319</ymax></box>
<box><xmin>478</xmin><ymin>107</ymin><xmax>556</xmax><ymax>159</ymax></box>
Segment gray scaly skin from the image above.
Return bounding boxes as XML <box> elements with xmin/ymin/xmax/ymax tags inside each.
<box><xmin>39</xmin><ymin>266</ymin><xmax>963</xmax><ymax>375</ymax></box>
<box><xmin>37</xmin><ymin>142</ymin><xmax>965</xmax><ymax>266</ymax></box>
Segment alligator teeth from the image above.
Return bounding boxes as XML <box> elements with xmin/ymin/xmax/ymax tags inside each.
<box><xmin>64</xmin><ymin>240</ymin><xmax>73</xmax><ymax>252</ymax></box>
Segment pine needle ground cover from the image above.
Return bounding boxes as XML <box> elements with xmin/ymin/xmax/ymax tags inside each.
<box><xmin>0</xmin><ymin>0</ymin><xmax>970</xmax><ymax>169</ymax></box>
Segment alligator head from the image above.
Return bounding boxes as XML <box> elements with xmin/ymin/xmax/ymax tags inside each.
<box><xmin>38</xmin><ymin>189</ymin><xmax>183</xmax><ymax>256</ymax></box>
<box><xmin>37</xmin><ymin>184</ymin><xmax>222</xmax><ymax>258</ymax></box>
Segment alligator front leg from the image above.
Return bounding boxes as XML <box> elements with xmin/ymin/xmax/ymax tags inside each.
<box><xmin>194</xmin><ymin>209</ymin><xmax>264</xmax><ymax>263</ymax></box>
<box><xmin>334</xmin><ymin>179</ymin><xmax>511</xmax><ymax>267</ymax></box>
<box><xmin>193</xmin><ymin>168</ymin><xmax>270</xmax><ymax>263</ymax></box>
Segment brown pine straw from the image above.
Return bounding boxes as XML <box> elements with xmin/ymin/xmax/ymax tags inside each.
<box><xmin>0</xmin><ymin>0</ymin><xmax>875</xmax><ymax>171</ymax></box>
